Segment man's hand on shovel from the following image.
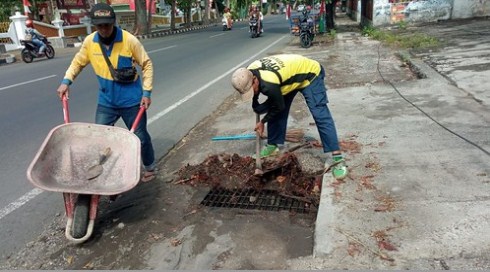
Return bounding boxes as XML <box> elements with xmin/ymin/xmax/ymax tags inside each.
<box><xmin>254</xmin><ymin>114</ymin><xmax>264</xmax><ymax>176</ymax></box>
<box><xmin>254</xmin><ymin>121</ymin><xmax>264</xmax><ymax>138</ymax></box>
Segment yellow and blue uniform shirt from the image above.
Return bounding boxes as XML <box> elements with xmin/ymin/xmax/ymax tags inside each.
<box><xmin>62</xmin><ymin>27</ymin><xmax>153</xmax><ymax>108</ymax></box>
<box><xmin>248</xmin><ymin>54</ymin><xmax>321</xmax><ymax>123</ymax></box>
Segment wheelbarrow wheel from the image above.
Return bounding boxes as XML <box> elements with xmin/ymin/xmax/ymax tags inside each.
<box><xmin>72</xmin><ymin>194</ymin><xmax>91</xmax><ymax>239</ymax></box>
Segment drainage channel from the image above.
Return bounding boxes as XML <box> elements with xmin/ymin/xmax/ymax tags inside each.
<box><xmin>200</xmin><ymin>187</ymin><xmax>316</xmax><ymax>214</ymax></box>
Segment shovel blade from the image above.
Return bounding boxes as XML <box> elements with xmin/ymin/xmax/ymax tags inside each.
<box><xmin>86</xmin><ymin>165</ymin><xmax>103</xmax><ymax>180</ymax></box>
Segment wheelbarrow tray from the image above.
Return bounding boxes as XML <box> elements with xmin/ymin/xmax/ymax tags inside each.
<box><xmin>27</xmin><ymin>122</ymin><xmax>141</xmax><ymax>195</ymax></box>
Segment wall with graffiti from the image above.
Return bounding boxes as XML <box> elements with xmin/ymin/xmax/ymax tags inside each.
<box><xmin>372</xmin><ymin>0</ymin><xmax>490</xmax><ymax>26</ymax></box>
<box><xmin>453</xmin><ymin>0</ymin><xmax>490</xmax><ymax>19</ymax></box>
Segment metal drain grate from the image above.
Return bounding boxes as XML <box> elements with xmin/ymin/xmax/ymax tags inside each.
<box><xmin>200</xmin><ymin>188</ymin><xmax>315</xmax><ymax>214</ymax></box>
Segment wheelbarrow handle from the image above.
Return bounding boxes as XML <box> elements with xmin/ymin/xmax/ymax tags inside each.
<box><xmin>130</xmin><ymin>106</ymin><xmax>146</xmax><ymax>133</ymax></box>
<box><xmin>62</xmin><ymin>94</ymin><xmax>70</xmax><ymax>124</ymax></box>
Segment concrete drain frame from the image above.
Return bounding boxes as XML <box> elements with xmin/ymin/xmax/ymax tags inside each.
<box><xmin>200</xmin><ymin>187</ymin><xmax>316</xmax><ymax>214</ymax></box>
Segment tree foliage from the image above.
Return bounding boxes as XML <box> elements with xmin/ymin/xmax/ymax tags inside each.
<box><xmin>0</xmin><ymin>0</ymin><xmax>22</xmax><ymax>22</ymax></box>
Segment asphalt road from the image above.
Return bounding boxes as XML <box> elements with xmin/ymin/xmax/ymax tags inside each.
<box><xmin>0</xmin><ymin>14</ymin><xmax>293</xmax><ymax>259</ymax></box>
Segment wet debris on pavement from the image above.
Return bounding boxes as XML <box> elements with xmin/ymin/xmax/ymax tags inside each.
<box><xmin>173</xmin><ymin>151</ymin><xmax>324</xmax><ymax>206</ymax></box>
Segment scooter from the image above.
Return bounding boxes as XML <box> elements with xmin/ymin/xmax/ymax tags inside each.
<box><xmin>20</xmin><ymin>37</ymin><xmax>55</xmax><ymax>63</ymax></box>
<box><xmin>222</xmin><ymin>16</ymin><xmax>232</xmax><ymax>31</ymax></box>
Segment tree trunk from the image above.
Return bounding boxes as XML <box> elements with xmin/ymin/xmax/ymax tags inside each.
<box><xmin>170</xmin><ymin>0</ymin><xmax>176</xmax><ymax>30</ymax></box>
<box><xmin>147</xmin><ymin>0</ymin><xmax>153</xmax><ymax>32</ymax></box>
<box><xmin>134</xmin><ymin>0</ymin><xmax>149</xmax><ymax>35</ymax></box>
<box><xmin>186</xmin><ymin>6</ymin><xmax>191</xmax><ymax>27</ymax></box>
<box><xmin>325</xmin><ymin>0</ymin><xmax>336</xmax><ymax>30</ymax></box>
<box><xmin>203</xmin><ymin>0</ymin><xmax>209</xmax><ymax>24</ymax></box>
<box><xmin>213</xmin><ymin>0</ymin><xmax>219</xmax><ymax>22</ymax></box>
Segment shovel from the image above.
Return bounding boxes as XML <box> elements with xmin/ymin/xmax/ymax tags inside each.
<box><xmin>86</xmin><ymin>147</ymin><xmax>112</xmax><ymax>180</ymax></box>
<box><xmin>254</xmin><ymin>113</ymin><xmax>264</xmax><ymax>176</ymax></box>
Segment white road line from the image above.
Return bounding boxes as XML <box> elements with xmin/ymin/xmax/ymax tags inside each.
<box><xmin>148</xmin><ymin>34</ymin><xmax>287</xmax><ymax>124</ymax></box>
<box><xmin>0</xmin><ymin>34</ymin><xmax>288</xmax><ymax>221</ymax></box>
<box><xmin>210</xmin><ymin>33</ymin><xmax>226</xmax><ymax>38</ymax></box>
<box><xmin>0</xmin><ymin>188</ymin><xmax>43</xmax><ymax>220</ymax></box>
<box><xmin>0</xmin><ymin>75</ymin><xmax>57</xmax><ymax>91</ymax></box>
<box><xmin>148</xmin><ymin>45</ymin><xmax>177</xmax><ymax>54</ymax></box>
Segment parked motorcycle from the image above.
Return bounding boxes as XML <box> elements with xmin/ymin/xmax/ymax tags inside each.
<box><xmin>20</xmin><ymin>37</ymin><xmax>55</xmax><ymax>63</ymax></box>
<box><xmin>299</xmin><ymin>20</ymin><xmax>314</xmax><ymax>48</ymax></box>
<box><xmin>249</xmin><ymin>16</ymin><xmax>261</xmax><ymax>38</ymax></box>
<box><xmin>299</xmin><ymin>10</ymin><xmax>314</xmax><ymax>48</ymax></box>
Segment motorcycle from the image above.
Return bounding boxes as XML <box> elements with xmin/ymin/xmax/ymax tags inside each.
<box><xmin>249</xmin><ymin>16</ymin><xmax>261</xmax><ymax>38</ymax></box>
<box><xmin>20</xmin><ymin>37</ymin><xmax>55</xmax><ymax>63</ymax></box>
<box><xmin>299</xmin><ymin>11</ymin><xmax>314</xmax><ymax>48</ymax></box>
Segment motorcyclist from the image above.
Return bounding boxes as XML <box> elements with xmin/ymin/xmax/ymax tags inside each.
<box><xmin>299</xmin><ymin>6</ymin><xmax>314</xmax><ymax>32</ymax></box>
<box><xmin>25</xmin><ymin>19</ymin><xmax>46</xmax><ymax>56</ymax></box>
<box><xmin>248</xmin><ymin>5</ymin><xmax>263</xmax><ymax>33</ymax></box>
<box><xmin>300</xmin><ymin>5</ymin><xmax>311</xmax><ymax>23</ymax></box>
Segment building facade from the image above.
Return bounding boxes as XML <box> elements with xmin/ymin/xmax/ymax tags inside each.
<box><xmin>347</xmin><ymin>0</ymin><xmax>490</xmax><ymax>27</ymax></box>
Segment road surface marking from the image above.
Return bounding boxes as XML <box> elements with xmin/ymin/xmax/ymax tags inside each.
<box><xmin>0</xmin><ymin>188</ymin><xmax>43</xmax><ymax>220</ymax></box>
<box><xmin>0</xmin><ymin>75</ymin><xmax>57</xmax><ymax>91</ymax></box>
<box><xmin>148</xmin><ymin>45</ymin><xmax>177</xmax><ymax>54</ymax></box>
<box><xmin>210</xmin><ymin>33</ymin><xmax>226</xmax><ymax>38</ymax></box>
<box><xmin>0</xmin><ymin>35</ymin><xmax>288</xmax><ymax>221</ymax></box>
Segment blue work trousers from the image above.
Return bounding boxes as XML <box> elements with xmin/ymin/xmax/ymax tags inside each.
<box><xmin>95</xmin><ymin>104</ymin><xmax>156</xmax><ymax>170</ymax></box>
<box><xmin>267</xmin><ymin>66</ymin><xmax>340</xmax><ymax>153</ymax></box>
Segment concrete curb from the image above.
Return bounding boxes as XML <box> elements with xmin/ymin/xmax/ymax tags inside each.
<box><xmin>61</xmin><ymin>24</ymin><xmax>216</xmax><ymax>47</ymax></box>
<box><xmin>136</xmin><ymin>24</ymin><xmax>211</xmax><ymax>39</ymax></box>
<box><xmin>313</xmin><ymin>163</ymin><xmax>337</xmax><ymax>257</ymax></box>
<box><xmin>66</xmin><ymin>42</ymin><xmax>83</xmax><ymax>48</ymax></box>
<box><xmin>135</xmin><ymin>20</ymin><xmax>246</xmax><ymax>40</ymax></box>
<box><xmin>0</xmin><ymin>53</ymin><xmax>16</xmax><ymax>65</ymax></box>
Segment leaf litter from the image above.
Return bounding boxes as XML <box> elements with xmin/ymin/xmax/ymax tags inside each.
<box><xmin>174</xmin><ymin>151</ymin><xmax>326</xmax><ymax>205</ymax></box>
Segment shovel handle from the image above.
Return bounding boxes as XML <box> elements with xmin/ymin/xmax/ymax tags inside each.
<box><xmin>62</xmin><ymin>94</ymin><xmax>70</xmax><ymax>124</ymax></box>
<box><xmin>255</xmin><ymin>113</ymin><xmax>262</xmax><ymax>169</ymax></box>
<box><xmin>99</xmin><ymin>147</ymin><xmax>112</xmax><ymax>164</ymax></box>
<box><xmin>130</xmin><ymin>106</ymin><xmax>146</xmax><ymax>133</ymax></box>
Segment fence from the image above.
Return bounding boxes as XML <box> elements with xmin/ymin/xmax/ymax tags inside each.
<box><xmin>0</xmin><ymin>21</ymin><xmax>18</xmax><ymax>51</ymax></box>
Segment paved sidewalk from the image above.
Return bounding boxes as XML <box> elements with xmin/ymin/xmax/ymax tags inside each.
<box><xmin>289</xmin><ymin>18</ymin><xmax>490</xmax><ymax>269</ymax></box>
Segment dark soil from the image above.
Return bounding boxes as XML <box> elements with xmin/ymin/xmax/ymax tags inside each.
<box><xmin>173</xmin><ymin>151</ymin><xmax>323</xmax><ymax>205</ymax></box>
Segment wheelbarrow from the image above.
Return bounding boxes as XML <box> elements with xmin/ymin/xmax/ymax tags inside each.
<box><xmin>26</xmin><ymin>95</ymin><xmax>144</xmax><ymax>243</ymax></box>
